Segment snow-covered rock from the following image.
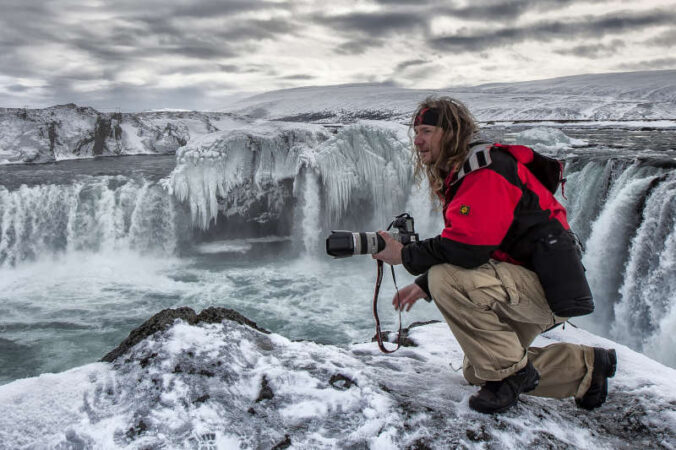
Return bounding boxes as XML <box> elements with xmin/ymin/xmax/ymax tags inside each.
<box><xmin>0</xmin><ymin>307</ymin><xmax>673</xmax><ymax>448</ymax></box>
<box><xmin>0</xmin><ymin>104</ymin><xmax>247</xmax><ymax>164</ymax></box>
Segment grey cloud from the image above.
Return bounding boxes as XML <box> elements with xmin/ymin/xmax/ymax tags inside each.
<box><xmin>334</xmin><ymin>38</ymin><xmax>386</xmax><ymax>55</ymax></box>
<box><xmin>6</xmin><ymin>84</ymin><xmax>31</xmax><ymax>93</ymax></box>
<box><xmin>280</xmin><ymin>74</ymin><xmax>315</xmax><ymax>80</ymax></box>
<box><xmin>320</xmin><ymin>11</ymin><xmax>427</xmax><ymax>37</ymax></box>
<box><xmin>554</xmin><ymin>39</ymin><xmax>626</xmax><ymax>58</ymax></box>
<box><xmin>171</xmin><ymin>0</ymin><xmax>284</xmax><ymax>18</ymax></box>
<box><xmin>395</xmin><ymin>59</ymin><xmax>429</xmax><ymax>71</ymax></box>
<box><xmin>616</xmin><ymin>57</ymin><xmax>676</xmax><ymax>70</ymax></box>
<box><xmin>215</xmin><ymin>19</ymin><xmax>297</xmax><ymax>41</ymax></box>
<box><xmin>646</xmin><ymin>29</ymin><xmax>676</xmax><ymax>47</ymax></box>
<box><xmin>437</xmin><ymin>0</ymin><xmax>599</xmax><ymax>21</ymax></box>
<box><xmin>430</xmin><ymin>9</ymin><xmax>676</xmax><ymax>52</ymax></box>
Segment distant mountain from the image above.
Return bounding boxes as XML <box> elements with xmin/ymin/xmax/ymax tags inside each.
<box><xmin>223</xmin><ymin>70</ymin><xmax>676</xmax><ymax>123</ymax></box>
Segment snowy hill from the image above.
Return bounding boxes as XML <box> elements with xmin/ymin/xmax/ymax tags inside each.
<box><xmin>223</xmin><ymin>70</ymin><xmax>676</xmax><ymax>123</ymax></box>
<box><xmin>0</xmin><ymin>307</ymin><xmax>673</xmax><ymax>448</ymax></box>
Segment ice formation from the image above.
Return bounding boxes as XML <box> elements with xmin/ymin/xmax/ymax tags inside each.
<box><xmin>512</xmin><ymin>127</ymin><xmax>587</xmax><ymax>153</ymax></box>
<box><xmin>167</xmin><ymin>121</ymin><xmax>416</xmax><ymax>232</ymax></box>
<box><xmin>167</xmin><ymin>122</ymin><xmax>329</xmax><ymax>230</ymax></box>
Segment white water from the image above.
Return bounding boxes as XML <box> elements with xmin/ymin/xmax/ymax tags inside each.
<box><xmin>300</xmin><ymin>169</ymin><xmax>321</xmax><ymax>255</ymax></box>
<box><xmin>0</xmin><ymin>179</ymin><xmax>179</xmax><ymax>267</ymax></box>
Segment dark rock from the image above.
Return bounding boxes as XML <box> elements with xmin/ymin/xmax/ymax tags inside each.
<box><xmin>195</xmin><ymin>307</ymin><xmax>270</xmax><ymax>334</ymax></box>
<box><xmin>101</xmin><ymin>307</ymin><xmax>197</xmax><ymax>363</ymax></box>
<box><xmin>272</xmin><ymin>435</ymin><xmax>291</xmax><ymax>450</ymax></box>
<box><xmin>101</xmin><ymin>307</ymin><xmax>270</xmax><ymax>363</ymax></box>
<box><xmin>466</xmin><ymin>425</ymin><xmax>491</xmax><ymax>442</ymax></box>
<box><xmin>125</xmin><ymin>419</ymin><xmax>148</xmax><ymax>439</ymax></box>
<box><xmin>406</xmin><ymin>438</ymin><xmax>432</xmax><ymax>450</ymax></box>
<box><xmin>194</xmin><ymin>395</ymin><xmax>210</xmax><ymax>405</ymax></box>
<box><xmin>329</xmin><ymin>374</ymin><xmax>357</xmax><ymax>390</ymax></box>
<box><xmin>256</xmin><ymin>375</ymin><xmax>274</xmax><ymax>402</ymax></box>
<box><xmin>139</xmin><ymin>352</ymin><xmax>157</xmax><ymax>368</ymax></box>
<box><xmin>371</xmin><ymin>320</ymin><xmax>441</xmax><ymax>349</ymax></box>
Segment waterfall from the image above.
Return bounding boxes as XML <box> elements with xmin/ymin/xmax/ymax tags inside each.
<box><xmin>300</xmin><ymin>169</ymin><xmax>321</xmax><ymax>256</ymax></box>
<box><xmin>0</xmin><ymin>178</ymin><xmax>179</xmax><ymax>266</ymax></box>
<box><xmin>612</xmin><ymin>175</ymin><xmax>676</xmax><ymax>363</ymax></box>
<box><xmin>565</xmin><ymin>159</ymin><xmax>676</xmax><ymax>366</ymax></box>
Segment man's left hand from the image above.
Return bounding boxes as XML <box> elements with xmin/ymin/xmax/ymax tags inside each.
<box><xmin>372</xmin><ymin>231</ymin><xmax>403</xmax><ymax>265</ymax></box>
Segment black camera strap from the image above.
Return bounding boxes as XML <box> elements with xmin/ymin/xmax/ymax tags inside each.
<box><xmin>373</xmin><ymin>259</ymin><xmax>403</xmax><ymax>354</ymax></box>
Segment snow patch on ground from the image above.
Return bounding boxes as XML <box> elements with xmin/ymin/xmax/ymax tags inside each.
<box><xmin>0</xmin><ymin>316</ymin><xmax>673</xmax><ymax>449</ymax></box>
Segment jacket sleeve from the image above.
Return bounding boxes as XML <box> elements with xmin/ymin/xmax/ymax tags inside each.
<box><xmin>402</xmin><ymin>168</ymin><xmax>523</xmax><ymax>276</ymax></box>
<box><xmin>414</xmin><ymin>272</ymin><xmax>431</xmax><ymax>301</ymax></box>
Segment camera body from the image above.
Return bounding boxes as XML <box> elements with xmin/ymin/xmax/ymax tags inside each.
<box><xmin>325</xmin><ymin>213</ymin><xmax>419</xmax><ymax>258</ymax></box>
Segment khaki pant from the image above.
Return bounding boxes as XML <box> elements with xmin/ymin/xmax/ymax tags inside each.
<box><xmin>428</xmin><ymin>261</ymin><xmax>595</xmax><ymax>399</ymax></box>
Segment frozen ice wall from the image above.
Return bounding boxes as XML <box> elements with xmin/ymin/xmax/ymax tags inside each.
<box><xmin>168</xmin><ymin>121</ymin><xmax>420</xmax><ymax>235</ymax></box>
<box><xmin>315</xmin><ymin>122</ymin><xmax>414</xmax><ymax>228</ymax></box>
<box><xmin>167</xmin><ymin>122</ymin><xmax>329</xmax><ymax>230</ymax></box>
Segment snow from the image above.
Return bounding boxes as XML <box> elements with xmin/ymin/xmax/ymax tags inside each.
<box><xmin>0</xmin><ymin>316</ymin><xmax>673</xmax><ymax>448</ymax></box>
<box><xmin>223</xmin><ymin>70</ymin><xmax>676</xmax><ymax>123</ymax></box>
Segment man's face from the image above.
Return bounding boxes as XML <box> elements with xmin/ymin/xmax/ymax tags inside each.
<box><xmin>414</xmin><ymin>125</ymin><xmax>443</xmax><ymax>165</ymax></box>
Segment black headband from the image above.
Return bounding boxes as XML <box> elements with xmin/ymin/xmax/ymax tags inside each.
<box><xmin>414</xmin><ymin>107</ymin><xmax>439</xmax><ymax>127</ymax></box>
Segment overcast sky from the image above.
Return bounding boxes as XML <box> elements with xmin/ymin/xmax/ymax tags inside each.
<box><xmin>1</xmin><ymin>0</ymin><xmax>674</xmax><ymax>111</ymax></box>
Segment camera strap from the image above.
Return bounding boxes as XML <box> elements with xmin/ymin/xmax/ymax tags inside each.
<box><xmin>373</xmin><ymin>259</ymin><xmax>402</xmax><ymax>353</ymax></box>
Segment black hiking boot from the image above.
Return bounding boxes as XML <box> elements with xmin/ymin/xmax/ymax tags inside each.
<box><xmin>576</xmin><ymin>347</ymin><xmax>617</xmax><ymax>410</ymax></box>
<box><xmin>468</xmin><ymin>361</ymin><xmax>540</xmax><ymax>414</ymax></box>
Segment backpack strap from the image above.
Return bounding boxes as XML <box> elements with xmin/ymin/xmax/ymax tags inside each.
<box><xmin>450</xmin><ymin>143</ymin><xmax>493</xmax><ymax>185</ymax></box>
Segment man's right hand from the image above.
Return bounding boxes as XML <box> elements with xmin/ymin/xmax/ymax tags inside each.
<box><xmin>393</xmin><ymin>283</ymin><xmax>427</xmax><ymax>312</ymax></box>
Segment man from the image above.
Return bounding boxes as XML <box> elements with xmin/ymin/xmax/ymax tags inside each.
<box><xmin>373</xmin><ymin>97</ymin><xmax>616</xmax><ymax>414</ymax></box>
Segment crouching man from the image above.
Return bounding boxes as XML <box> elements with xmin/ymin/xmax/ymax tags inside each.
<box><xmin>373</xmin><ymin>97</ymin><xmax>616</xmax><ymax>414</ymax></box>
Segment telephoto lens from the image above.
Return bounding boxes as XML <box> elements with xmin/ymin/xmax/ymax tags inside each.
<box><xmin>325</xmin><ymin>231</ymin><xmax>385</xmax><ymax>258</ymax></box>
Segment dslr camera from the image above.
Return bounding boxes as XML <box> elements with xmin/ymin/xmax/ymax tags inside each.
<box><xmin>325</xmin><ymin>213</ymin><xmax>419</xmax><ymax>258</ymax></box>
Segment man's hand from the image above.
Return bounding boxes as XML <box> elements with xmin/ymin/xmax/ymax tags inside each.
<box><xmin>393</xmin><ymin>283</ymin><xmax>427</xmax><ymax>311</ymax></box>
<box><xmin>372</xmin><ymin>231</ymin><xmax>403</xmax><ymax>265</ymax></box>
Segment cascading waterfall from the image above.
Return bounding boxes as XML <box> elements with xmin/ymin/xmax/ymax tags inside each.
<box><xmin>581</xmin><ymin>173</ymin><xmax>663</xmax><ymax>334</ymax></box>
<box><xmin>562</xmin><ymin>159</ymin><xmax>629</xmax><ymax>242</ymax></box>
<box><xmin>0</xmin><ymin>178</ymin><xmax>179</xmax><ymax>267</ymax></box>
<box><xmin>612</xmin><ymin>174</ymin><xmax>676</xmax><ymax>364</ymax></box>
<box><xmin>566</xmin><ymin>159</ymin><xmax>676</xmax><ymax>365</ymax></box>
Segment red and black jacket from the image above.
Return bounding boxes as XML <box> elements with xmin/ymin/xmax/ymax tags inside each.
<box><xmin>403</xmin><ymin>142</ymin><xmax>594</xmax><ymax>317</ymax></box>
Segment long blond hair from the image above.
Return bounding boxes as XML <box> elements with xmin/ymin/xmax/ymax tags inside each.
<box><xmin>410</xmin><ymin>97</ymin><xmax>478</xmax><ymax>199</ymax></box>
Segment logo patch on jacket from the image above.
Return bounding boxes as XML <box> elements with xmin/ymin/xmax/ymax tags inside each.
<box><xmin>460</xmin><ymin>205</ymin><xmax>471</xmax><ymax>215</ymax></box>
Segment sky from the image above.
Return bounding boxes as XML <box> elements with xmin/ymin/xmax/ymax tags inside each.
<box><xmin>0</xmin><ymin>0</ymin><xmax>675</xmax><ymax>111</ymax></box>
